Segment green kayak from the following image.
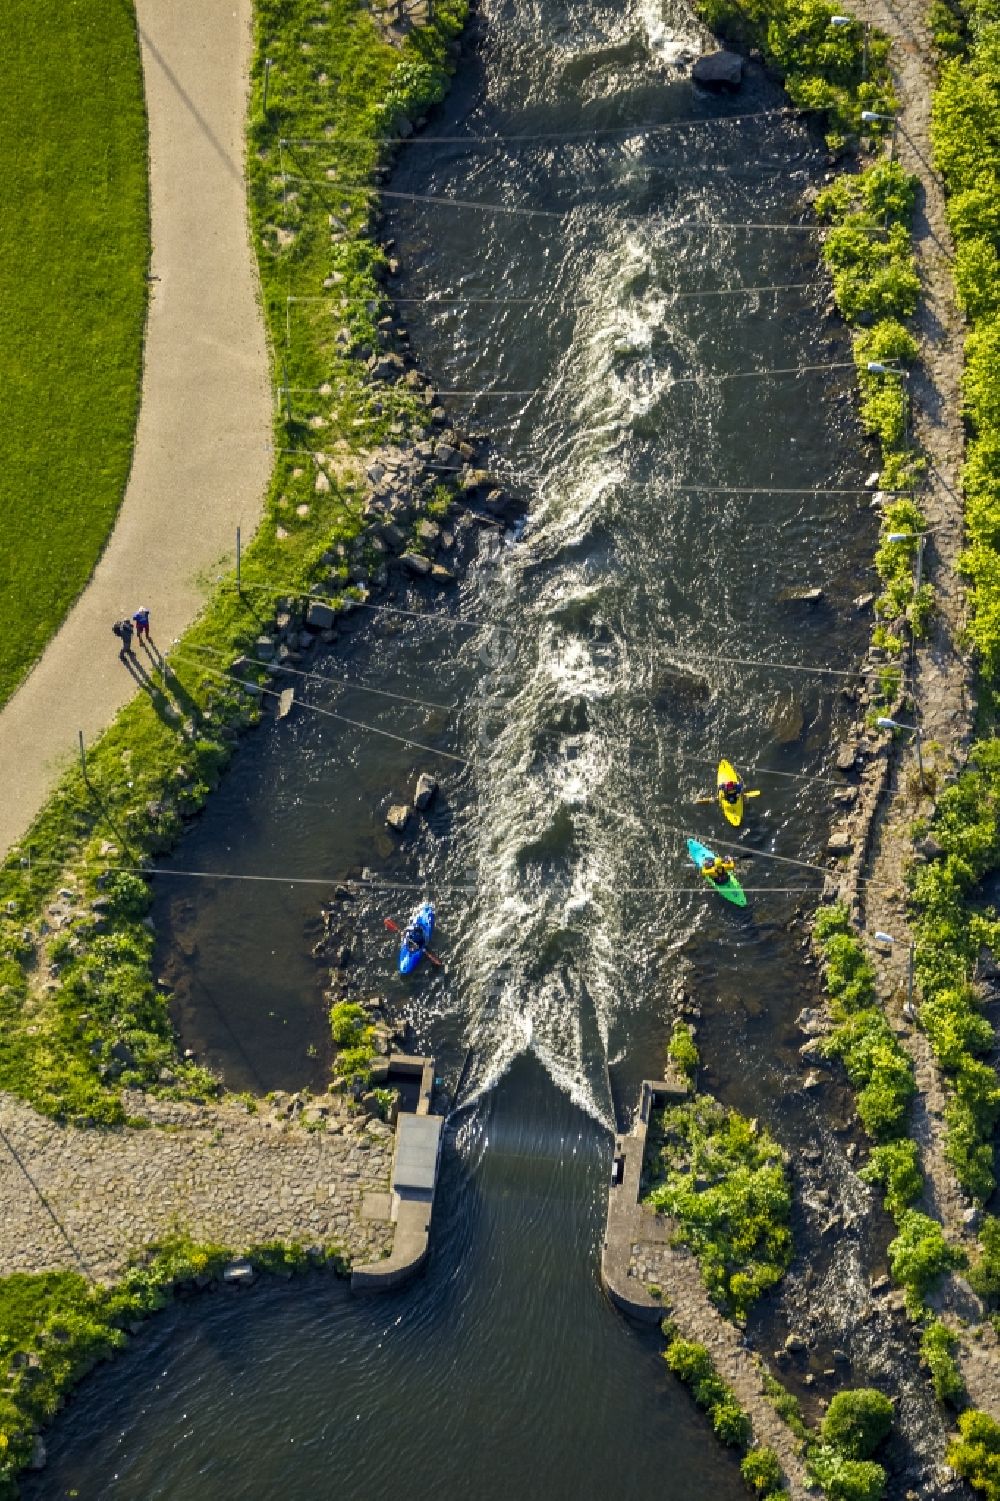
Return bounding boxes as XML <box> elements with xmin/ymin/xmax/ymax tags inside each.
<box><xmin>687</xmin><ymin>838</ymin><xmax>747</xmax><ymax>908</ymax></box>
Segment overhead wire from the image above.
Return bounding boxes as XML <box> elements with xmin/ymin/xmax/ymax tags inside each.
<box><xmin>284</xmin><ymin>172</ymin><xmax>867</xmax><ymax>235</ymax></box>
<box><xmin>277</xmin><ymin>109</ymin><xmax>803</xmax><ymax>146</ymax></box>
<box><xmin>173</xmin><ymin>654</ymin><xmax>472</xmax><ymax>766</ymax></box>
<box><xmin>286</xmin><ymin>281</ymin><xmax>820</xmax><ymax>305</ymax></box>
<box><xmin>221</xmin><ymin>582</ymin><xmax>908</xmax><ymax>684</ymax></box>
<box><xmin>182</xmin><ymin>639</ymin><xmax>459</xmax><ymax>712</ymax></box>
<box><xmin>276</xmin><ymin>358</ymin><xmax>859</xmax><ymax>399</ymax></box>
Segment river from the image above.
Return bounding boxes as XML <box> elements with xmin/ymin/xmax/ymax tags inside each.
<box><xmin>26</xmin><ymin>0</ymin><xmax>902</xmax><ymax>1494</ymax></box>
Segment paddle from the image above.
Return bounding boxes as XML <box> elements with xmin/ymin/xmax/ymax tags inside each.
<box><xmin>384</xmin><ymin>916</ymin><xmax>443</xmax><ymax>968</ymax></box>
<box><xmin>694</xmin><ymin>790</ymin><xmax>762</xmax><ymax>805</ymax></box>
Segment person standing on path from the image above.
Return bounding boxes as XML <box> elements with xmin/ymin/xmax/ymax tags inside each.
<box><xmin>113</xmin><ymin>618</ymin><xmax>134</xmax><ymax>660</ymax></box>
<box><xmin>133</xmin><ymin>606</ymin><xmax>151</xmax><ymax>643</ymax></box>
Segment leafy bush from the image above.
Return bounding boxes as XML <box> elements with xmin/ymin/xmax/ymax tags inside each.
<box><xmin>329</xmin><ymin>1001</ymin><xmax>369</xmax><ymax>1047</ymax></box>
<box><xmin>663</xmin><ymin>1335</ymin><xmax>751</xmax><ymax>1447</ymax></box>
<box><xmin>909</xmin><ymin>741</ymin><xmax>1000</xmax><ymax>1200</ymax></box>
<box><xmin>808</xmin><ymin>1450</ymin><xmax>887</xmax><ymax>1501</ymax></box>
<box><xmin>969</xmin><ymin>1215</ymin><xmax>1000</xmax><ymax>1301</ymax></box>
<box><xmin>692</xmin><ymin>0</ymin><xmax>895</xmax><ymax>147</ymax></box>
<box><xmin>667</xmin><ymin>1020</ymin><xmax>699</xmax><ymax>1079</ymax></box>
<box><xmin>814</xmin><ymin>904</ymin><xmax>918</xmax><ymax>1147</ymax></box>
<box><xmin>820</xmin><ymin>1389</ymin><xmax>894</xmax><ymax>1459</ymax></box>
<box><xmin>644</xmin><ymin>1096</ymin><xmax>792</xmax><ymax>1320</ymax></box>
<box><xmin>741</xmin><ymin>1446</ymin><xmax>785</xmax><ymax>1493</ymax></box>
<box><xmin>887</xmin><ymin>1210</ymin><xmax>964</xmax><ymax>1313</ymax></box>
<box><xmin>859</xmin><ymin>1139</ymin><xmax>923</xmax><ymax>1216</ymax></box>
<box><xmin>920</xmin><ymin>1318</ymin><xmax>965</xmax><ymax>1406</ymax></box>
<box><xmin>948</xmin><ymin>1409</ymin><xmax>1000</xmax><ymax>1500</ymax></box>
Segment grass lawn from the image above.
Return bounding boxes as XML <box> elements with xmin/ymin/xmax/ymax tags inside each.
<box><xmin>0</xmin><ymin>0</ymin><xmax>466</xmax><ymax>1126</ymax></box>
<box><xmin>0</xmin><ymin>0</ymin><xmax>149</xmax><ymax>708</ymax></box>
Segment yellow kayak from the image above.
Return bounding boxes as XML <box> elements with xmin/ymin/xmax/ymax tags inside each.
<box><xmin>718</xmin><ymin>759</ymin><xmax>744</xmax><ymax>827</ymax></box>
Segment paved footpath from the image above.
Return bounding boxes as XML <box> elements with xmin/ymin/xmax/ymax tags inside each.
<box><xmin>0</xmin><ymin>0</ymin><xmax>271</xmax><ymax>859</ymax></box>
<box><xmin>0</xmin><ymin>1093</ymin><xmax>394</xmax><ymax>1282</ymax></box>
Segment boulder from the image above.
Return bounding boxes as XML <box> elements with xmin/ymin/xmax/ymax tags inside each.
<box><xmin>368</xmin><ymin>353</ymin><xmax>405</xmax><ymax>383</ymax></box>
<box><xmin>255</xmin><ymin>636</ymin><xmax>275</xmax><ymax>660</ymax></box>
<box><xmin>401</xmin><ymin>551</ymin><xmax>431</xmax><ymax>577</ymax></box>
<box><xmin>784</xmin><ymin>1332</ymin><xmax>808</xmax><ymax>1354</ymax></box>
<box><xmin>692</xmin><ymin>50</ymin><xmax>744</xmax><ymax>88</ymax></box>
<box><xmin>306</xmin><ymin>601</ymin><xmax>337</xmax><ymax>630</ymax></box>
<box><xmin>416</xmin><ymin>518</ymin><xmax>441</xmax><ymax>548</ymax></box>
<box><xmin>835</xmin><ymin>742</ymin><xmax>859</xmax><ymax>773</ymax></box>
<box><xmin>828</xmin><ymin>829</ymin><xmax>853</xmax><ymax>854</ymax></box>
<box><xmin>431</xmin><ymin>564</ymin><xmax>456</xmax><ymax>585</ymax></box>
<box><xmin>386</xmin><ymin>804</ymin><xmax>410</xmax><ymax>832</ymax></box>
<box><xmin>780</xmin><ymin>586</ymin><xmax>824</xmax><ymax>605</ymax></box>
<box><xmin>379</xmin><ymin>521</ymin><xmax>406</xmax><ymax>553</ymax></box>
<box><xmin>413</xmin><ymin>772</ymin><xmax>438</xmax><ymax>810</ymax></box>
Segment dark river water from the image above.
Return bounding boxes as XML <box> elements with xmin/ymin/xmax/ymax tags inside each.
<box><xmin>26</xmin><ymin>0</ymin><xmax>914</xmax><ymax>1495</ymax></box>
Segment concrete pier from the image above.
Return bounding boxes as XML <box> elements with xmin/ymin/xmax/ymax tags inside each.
<box><xmin>600</xmin><ymin>1071</ymin><xmax>690</xmax><ymax>1322</ymax></box>
<box><xmin>351</xmin><ymin>1053</ymin><xmax>443</xmax><ymax>1292</ymax></box>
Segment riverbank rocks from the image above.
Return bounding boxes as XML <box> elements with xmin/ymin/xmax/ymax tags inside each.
<box><xmin>401</xmin><ymin>552</ymin><xmax>431</xmax><ymax>577</ymax></box>
<box><xmin>306</xmin><ymin>601</ymin><xmax>337</xmax><ymax>630</ymax></box>
<box><xmin>692</xmin><ymin>50</ymin><xmax>743</xmax><ymax>89</ymax></box>
<box><xmin>386</xmin><ymin>804</ymin><xmax>410</xmax><ymax>832</ymax></box>
<box><xmin>413</xmin><ymin>772</ymin><xmax>438</xmax><ymax>810</ymax></box>
<box><xmin>828</xmin><ymin>828</ymin><xmax>853</xmax><ymax>854</ymax></box>
<box><xmin>835</xmin><ymin>742</ymin><xmax>860</xmax><ymax>773</ymax></box>
<box><xmin>779</xmin><ymin>586</ymin><xmax>825</xmax><ymax>606</ymax></box>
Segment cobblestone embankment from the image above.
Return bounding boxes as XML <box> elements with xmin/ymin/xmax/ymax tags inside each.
<box><xmin>0</xmin><ymin>1091</ymin><xmax>394</xmax><ymax>1283</ymax></box>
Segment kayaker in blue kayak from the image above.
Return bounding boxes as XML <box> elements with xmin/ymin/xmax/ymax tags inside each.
<box><xmin>403</xmin><ymin>922</ymin><xmax>426</xmax><ymax>954</ymax></box>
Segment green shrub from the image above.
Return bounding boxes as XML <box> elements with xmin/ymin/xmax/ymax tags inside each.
<box><xmin>859</xmin><ymin>1139</ymin><xmax>923</xmax><ymax>1216</ymax></box>
<box><xmin>887</xmin><ymin>1210</ymin><xmax>964</xmax><ymax>1313</ymax></box>
<box><xmin>969</xmin><ymin>1216</ymin><xmax>1000</xmax><ymax>1301</ymax></box>
<box><xmin>741</xmin><ymin>1446</ymin><xmax>785</xmax><ymax>1493</ymax></box>
<box><xmin>663</xmin><ymin>1335</ymin><xmax>751</xmax><ymax>1448</ymax></box>
<box><xmin>821</xmin><ymin>1388</ymin><xmax>894</xmax><ymax>1459</ymax></box>
<box><xmin>329</xmin><ymin>1001</ymin><xmax>369</xmax><ymax>1047</ymax></box>
<box><xmin>808</xmin><ymin>1450</ymin><xmax>887</xmax><ymax>1501</ymax></box>
<box><xmin>644</xmin><ymin>1096</ymin><xmax>792</xmax><ymax>1320</ymax></box>
<box><xmin>948</xmin><ymin>1409</ymin><xmax>1000</xmax><ymax>1500</ymax></box>
<box><xmin>667</xmin><ymin>1020</ymin><xmax>699</xmax><ymax>1079</ymax></box>
<box><xmin>920</xmin><ymin>1319</ymin><xmax>965</xmax><ymax>1406</ymax></box>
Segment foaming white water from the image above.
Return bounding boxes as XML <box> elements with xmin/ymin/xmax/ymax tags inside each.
<box><xmin>638</xmin><ymin>0</ymin><xmax>706</xmax><ymax>66</ymax></box>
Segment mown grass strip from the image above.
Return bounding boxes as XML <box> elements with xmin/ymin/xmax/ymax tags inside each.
<box><xmin>0</xmin><ymin>0</ymin><xmax>468</xmax><ymax>1125</ymax></box>
<box><xmin>0</xmin><ymin>0</ymin><xmax>149</xmax><ymax>709</ymax></box>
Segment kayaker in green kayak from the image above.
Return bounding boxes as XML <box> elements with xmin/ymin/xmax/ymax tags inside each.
<box><xmin>703</xmin><ymin>855</ymin><xmax>735</xmax><ymax>885</ymax></box>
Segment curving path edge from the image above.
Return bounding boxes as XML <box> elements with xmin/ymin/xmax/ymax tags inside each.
<box><xmin>0</xmin><ymin>0</ymin><xmax>271</xmax><ymax>858</ymax></box>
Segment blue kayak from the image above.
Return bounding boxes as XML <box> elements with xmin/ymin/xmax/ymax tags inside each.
<box><xmin>687</xmin><ymin>838</ymin><xmax>747</xmax><ymax>908</ymax></box>
<box><xmin>398</xmin><ymin>901</ymin><xmax>435</xmax><ymax>975</ymax></box>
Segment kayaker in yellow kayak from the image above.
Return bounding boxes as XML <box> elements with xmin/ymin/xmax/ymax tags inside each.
<box><xmin>703</xmin><ymin>855</ymin><xmax>735</xmax><ymax>885</ymax></box>
<box><xmin>721</xmin><ymin>776</ymin><xmax>744</xmax><ymax>806</ymax></box>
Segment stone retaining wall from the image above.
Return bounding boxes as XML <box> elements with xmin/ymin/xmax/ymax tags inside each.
<box><xmin>0</xmin><ymin>1090</ymin><xmax>394</xmax><ymax>1283</ymax></box>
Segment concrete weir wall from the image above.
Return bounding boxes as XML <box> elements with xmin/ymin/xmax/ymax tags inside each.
<box><xmin>600</xmin><ymin>1072</ymin><xmax>690</xmax><ymax>1322</ymax></box>
<box><xmin>351</xmin><ymin>1054</ymin><xmax>443</xmax><ymax>1292</ymax></box>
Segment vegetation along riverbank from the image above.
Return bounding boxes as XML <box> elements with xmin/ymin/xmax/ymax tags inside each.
<box><xmin>679</xmin><ymin>0</ymin><xmax>1000</xmax><ymax>1492</ymax></box>
<box><xmin>0</xmin><ymin>0</ymin><xmax>474</xmax><ymax>1489</ymax></box>
<box><xmin>0</xmin><ymin>0</ymin><xmax>149</xmax><ymax>710</ymax></box>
